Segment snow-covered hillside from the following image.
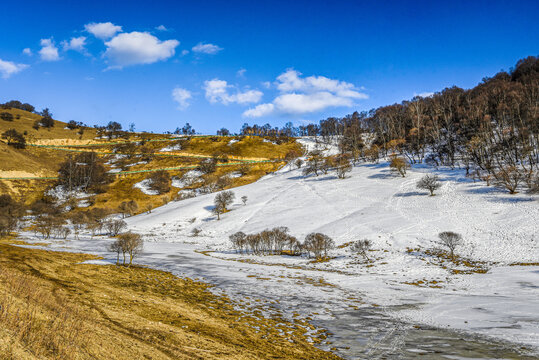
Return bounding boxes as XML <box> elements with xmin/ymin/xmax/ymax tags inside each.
<box><xmin>21</xmin><ymin>150</ymin><xmax>539</xmax><ymax>357</ymax></box>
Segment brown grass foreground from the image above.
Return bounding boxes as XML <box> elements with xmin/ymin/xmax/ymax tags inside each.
<box><xmin>0</xmin><ymin>239</ymin><xmax>340</xmax><ymax>360</ymax></box>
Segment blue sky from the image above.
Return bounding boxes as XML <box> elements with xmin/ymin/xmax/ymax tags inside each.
<box><xmin>0</xmin><ymin>0</ymin><xmax>537</xmax><ymax>134</ymax></box>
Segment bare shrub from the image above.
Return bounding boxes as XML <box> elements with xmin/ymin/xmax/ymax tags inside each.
<box><xmin>302</xmin><ymin>150</ymin><xmax>324</xmax><ymax>177</ymax></box>
<box><xmin>335</xmin><ymin>154</ymin><xmax>352</xmax><ymax>179</ymax></box>
<box><xmin>148</xmin><ymin>170</ymin><xmax>171</xmax><ymax>194</ymax></box>
<box><xmin>241</xmin><ymin>195</ymin><xmax>248</xmax><ymax>205</ymax></box>
<box><xmin>417</xmin><ymin>174</ymin><xmax>441</xmax><ymax>196</ymax></box>
<box><xmin>190</xmin><ymin>228</ymin><xmax>202</xmax><ymax>237</ymax></box>
<box><xmin>198</xmin><ymin>158</ymin><xmax>217</xmax><ymax>174</ymax></box>
<box><xmin>438</xmin><ymin>231</ymin><xmax>463</xmax><ymax>260</ymax></box>
<box><xmin>389</xmin><ymin>156</ymin><xmax>410</xmax><ymax>177</ymax></box>
<box><xmin>294</xmin><ymin>159</ymin><xmax>304</xmax><ymax>169</ymax></box>
<box><xmin>494</xmin><ymin>165</ymin><xmax>525</xmax><ymax>194</ymax></box>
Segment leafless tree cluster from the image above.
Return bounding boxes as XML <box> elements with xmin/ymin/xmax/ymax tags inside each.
<box><xmin>57</xmin><ymin>152</ymin><xmax>111</xmax><ymax>192</ymax></box>
<box><xmin>108</xmin><ymin>231</ymin><xmax>143</xmax><ymax>266</ymax></box>
<box><xmin>118</xmin><ymin>200</ymin><xmax>139</xmax><ymax>218</ymax></box>
<box><xmin>302</xmin><ymin>151</ymin><xmax>352</xmax><ymax>179</ymax></box>
<box><xmin>230</xmin><ymin>229</ymin><xmax>335</xmax><ymax>259</ymax></box>
<box><xmin>294</xmin><ymin>57</ymin><xmax>538</xmax><ymax>194</ymax></box>
<box><xmin>229</xmin><ymin>227</ymin><xmax>301</xmax><ymax>255</ymax></box>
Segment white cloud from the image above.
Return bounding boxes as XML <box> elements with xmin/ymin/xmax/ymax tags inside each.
<box><xmin>236</xmin><ymin>68</ymin><xmax>246</xmax><ymax>77</ymax></box>
<box><xmin>414</xmin><ymin>91</ymin><xmax>434</xmax><ymax>98</ymax></box>
<box><xmin>22</xmin><ymin>48</ymin><xmax>32</xmax><ymax>56</ymax></box>
<box><xmin>39</xmin><ymin>38</ymin><xmax>60</xmax><ymax>61</ymax></box>
<box><xmin>243</xmin><ymin>69</ymin><xmax>367</xmax><ymax>117</ymax></box>
<box><xmin>204</xmin><ymin>79</ymin><xmax>262</xmax><ymax>105</ymax></box>
<box><xmin>155</xmin><ymin>25</ymin><xmax>168</xmax><ymax>31</ymax></box>
<box><xmin>172</xmin><ymin>87</ymin><xmax>192</xmax><ymax>109</ymax></box>
<box><xmin>243</xmin><ymin>103</ymin><xmax>275</xmax><ymax>118</ymax></box>
<box><xmin>181</xmin><ymin>49</ymin><xmax>189</xmax><ymax>56</ymax></box>
<box><xmin>61</xmin><ymin>36</ymin><xmax>87</xmax><ymax>52</ymax></box>
<box><xmin>0</xmin><ymin>58</ymin><xmax>29</xmax><ymax>79</ymax></box>
<box><xmin>85</xmin><ymin>22</ymin><xmax>122</xmax><ymax>39</ymax></box>
<box><xmin>192</xmin><ymin>42</ymin><xmax>222</xmax><ymax>55</ymax></box>
<box><xmin>104</xmin><ymin>31</ymin><xmax>179</xmax><ymax>68</ymax></box>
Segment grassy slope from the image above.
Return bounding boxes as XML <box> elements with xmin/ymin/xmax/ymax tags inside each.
<box><xmin>0</xmin><ymin>239</ymin><xmax>339</xmax><ymax>360</ymax></box>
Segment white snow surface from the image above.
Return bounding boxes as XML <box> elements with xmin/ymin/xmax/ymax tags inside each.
<box><xmin>21</xmin><ymin>152</ymin><xmax>539</xmax><ymax>355</ymax></box>
<box><xmin>118</xmin><ymin>162</ymin><xmax>539</xmax><ymax>349</ymax></box>
<box><xmin>159</xmin><ymin>143</ymin><xmax>182</xmax><ymax>152</ymax></box>
<box><xmin>133</xmin><ymin>179</ymin><xmax>159</xmax><ymax>195</ymax></box>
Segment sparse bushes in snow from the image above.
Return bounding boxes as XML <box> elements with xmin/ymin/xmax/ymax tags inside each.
<box><xmin>417</xmin><ymin>174</ymin><xmax>441</xmax><ymax>196</ymax></box>
<box><xmin>438</xmin><ymin>231</ymin><xmax>463</xmax><ymax>260</ymax></box>
<box><xmin>350</xmin><ymin>239</ymin><xmax>372</xmax><ymax>260</ymax></box>
<box><xmin>241</xmin><ymin>195</ymin><xmax>248</xmax><ymax>205</ymax></box>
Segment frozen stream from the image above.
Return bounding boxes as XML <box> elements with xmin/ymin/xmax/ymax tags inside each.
<box><xmin>22</xmin><ymin>236</ymin><xmax>538</xmax><ymax>360</ymax></box>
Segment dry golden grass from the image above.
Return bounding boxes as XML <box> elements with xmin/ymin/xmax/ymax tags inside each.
<box><xmin>0</xmin><ymin>238</ymin><xmax>340</xmax><ymax>360</ymax></box>
<box><xmin>0</xmin><ymin>108</ymin><xmax>98</xmax><ymax>141</ymax></box>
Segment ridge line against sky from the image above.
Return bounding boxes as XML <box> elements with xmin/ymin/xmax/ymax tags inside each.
<box><xmin>0</xmin><ymin>0</ymin><xmax>538</xmax><ymax>133</ymax></box>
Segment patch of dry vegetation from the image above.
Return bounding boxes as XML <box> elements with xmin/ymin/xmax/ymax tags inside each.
<box><xmin>0</xmin><ymin>239</ymin><xmax>340</xmax><ymax>359</ymax></box>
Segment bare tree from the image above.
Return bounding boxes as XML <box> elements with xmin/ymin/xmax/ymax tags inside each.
<box><xmin>213</xmin><ymin>190</ymin><xmax>235</xmax><ymax>220</ymax></box>
<box><xmin>304</xmin><ymin>233</ymin><xmax>334</xmax><ymax>259</ymax></box>
<box><xmin>118</xmin><ymin>232</ymin><xmax>143</xmax><ymax>267</ymax></box>
<box><xmin>230</xmin><ymin>231</ymin><xmax>247</xmax><ymax>254</ymax></box>
<box><xmin>302</xmin><ymin>151</ymin><xmax>324</xmax><ymax>177</ymax></box>
<box><xmin>438</xmin><ymin>231</ymin><xmax>463</xmax><ymax>260</ymax></box>
<box><xmin>105</xmin><ymin>219</ymin><xmax>127</xmax><ymax>236</ymax></box>
<box><xmin>417</xmin><ymin>174</ymin><xmax>441</xmax><ymax>196</ymax></box>
<box><xmin>295</xmin><ymin>159</ymin><xmax>304</xmax><ymax>169</ymax></box>
<box><xmin>350</xmin><ymin>239</ymin><xmax>372</xmax><ymax>260</ymax></box>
